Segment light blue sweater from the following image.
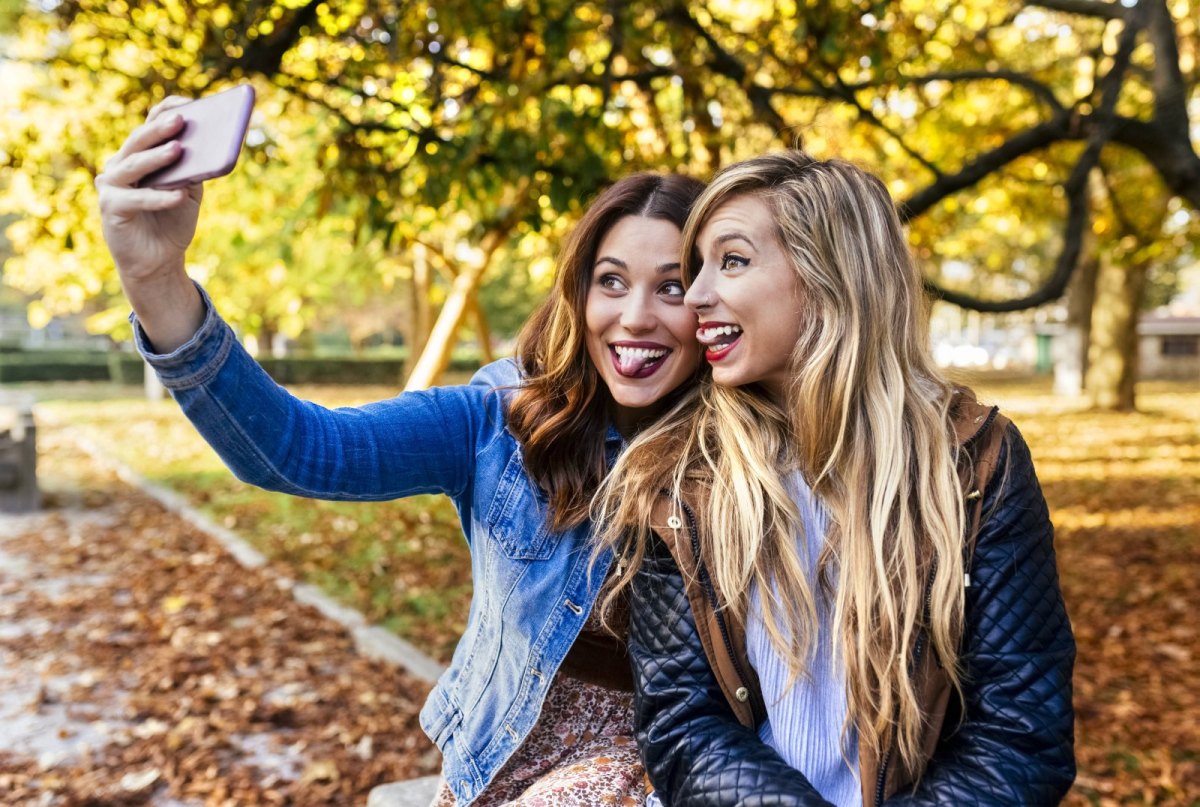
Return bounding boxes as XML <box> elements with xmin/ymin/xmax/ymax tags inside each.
<box><xmin>745</xmin><ymin>473</ymin><xmax>862</xmax><ymax>807</ymax></box>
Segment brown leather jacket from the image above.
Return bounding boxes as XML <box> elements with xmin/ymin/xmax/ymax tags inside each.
<box><xmin>646</xmin><ymin>392</ymin><xmax>1010</xmax><ymax>807</ymax></box>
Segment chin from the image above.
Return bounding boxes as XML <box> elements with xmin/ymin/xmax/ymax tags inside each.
<box><xmin>612</xmin><ymin>391</ymin><xmax>658</xmax><ymax>411</ymax></box>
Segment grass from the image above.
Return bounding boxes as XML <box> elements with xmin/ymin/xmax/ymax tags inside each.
<box><xmin>25</xmin><ymin>373</ymin><xmax>1200</xmax><ymax>804</ymax></box>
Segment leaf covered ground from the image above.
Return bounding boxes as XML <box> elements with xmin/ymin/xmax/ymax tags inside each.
<box><xmin>0</xmin><ymin>428</ymin><xmax>440</xmax><ymax>805</ymax></box>
<box><xmin>980</xmin><ymin>380</ymin><xmax>1200</xmax><ymax>806</ymax></box>
<box><xmin>11</xmin><ymin>376</ymin><xmax>1200</xmax><ymax>805</ymax></box>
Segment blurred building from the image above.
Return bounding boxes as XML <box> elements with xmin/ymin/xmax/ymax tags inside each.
<box><xmin>1136</xmin><ymin>315</ymin><xmax>1200</xmax><ymax>380</ymax></box>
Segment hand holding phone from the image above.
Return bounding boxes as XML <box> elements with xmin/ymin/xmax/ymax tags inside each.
<box><xmin>140</xmin><ymin>84</ymin><xmax>256</xmax><ymax>189</ymax></box>
<box><xmin>97</xmin><ymin>86</ymin><xmax>256</xmax><ymax>353</ymax></box>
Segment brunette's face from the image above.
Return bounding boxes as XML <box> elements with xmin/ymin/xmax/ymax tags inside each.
<box><xmin>584</xmin><ymin>215</ymin><xmax>701</xmax><ymax>433</ymax></box>
<box><xmin>686</xmin><ymin>194</ymin><xmax>803</xmax><ymax>401</ymax></box>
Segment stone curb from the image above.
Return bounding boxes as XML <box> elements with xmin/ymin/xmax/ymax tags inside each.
<box><xmin>366</xmin><ymin>776</ymin><xmax>441</xmax><ymax>806</ymax></box>
<box><xmin>46</xmin><ymin>414</ymin><xmax>448</xmax><ymax>685</ymax></box>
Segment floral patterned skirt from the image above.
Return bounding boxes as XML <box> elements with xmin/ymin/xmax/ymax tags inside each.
<box><xmin>429</xmin><ymin>671</ymin><xmax>645</xmax><ymax>807</ymax></box>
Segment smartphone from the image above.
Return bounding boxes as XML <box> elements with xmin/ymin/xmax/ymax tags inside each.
<box><xmin>141</xmin><ymin>84</ymin><xmax>256</xmax><ymax>190</ymax></box>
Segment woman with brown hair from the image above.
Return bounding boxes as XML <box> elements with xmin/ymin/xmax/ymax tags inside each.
<box><xmin>596</xmin><ymin>151</ymin><xmax>1075</xmax><ymax>805</ymax></box>
<box><xmin>96</xmin><ymin>99</ymin><xmax>705</xmax><ymax>806</ymax></box>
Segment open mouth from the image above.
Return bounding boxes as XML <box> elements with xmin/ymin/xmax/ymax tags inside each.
<box><xmin>609</xmin><ymin>343</ymin><xmax>671</xmax><ymax>379</ymax></box>
<box><xmin>696</xmin><ymin>324</ymin><xmax>743</xmax><ymax>362</ymax></box>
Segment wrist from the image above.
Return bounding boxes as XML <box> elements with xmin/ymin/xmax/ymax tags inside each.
<box><xmin>125</xmin><ymin>266</ymin><xmax>206</xmax><ymax>354</ymax></box>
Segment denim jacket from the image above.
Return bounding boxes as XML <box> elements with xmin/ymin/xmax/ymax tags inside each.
<box><xmin>133</xmin><ymin>288</ymin><xmax>620</xmax><ymax>805</ymax></box>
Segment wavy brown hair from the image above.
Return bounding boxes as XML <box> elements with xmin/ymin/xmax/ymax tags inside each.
<box><xmin>507</xmin><ymin>173</ymin><xmax>705</xmax><ymax>531</ymax></box>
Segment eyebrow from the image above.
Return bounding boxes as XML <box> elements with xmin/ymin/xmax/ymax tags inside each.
<box><xmin>594</xmin><ymin>256</ymin><xmax>682</xmax><ymax>274</ymax></box>
<box><xmin>713</xmin><ymin>231</ymin><xmax>757</xmax><ymax>250</ymax></box>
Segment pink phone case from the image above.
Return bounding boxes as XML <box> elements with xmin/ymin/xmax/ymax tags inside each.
<box><xmin>142</xmin><ymin>84</ymin><xmax>256</xmax><ymax>190</ymax></box>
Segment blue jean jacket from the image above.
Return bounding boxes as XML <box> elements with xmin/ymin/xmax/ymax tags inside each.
<box><xmin>133</xmin><ymin>288</ymin><xmax>620</xmax><ymax>805</ymax></box>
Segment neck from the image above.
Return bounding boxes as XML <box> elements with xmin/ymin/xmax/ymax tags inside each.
<box><xmin>612</xmin><ymin>401</ymin><xmax>666</xmax><ymax>438</ymax></box>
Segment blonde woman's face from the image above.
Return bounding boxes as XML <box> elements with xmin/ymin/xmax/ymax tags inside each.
<box><xmin>584</xmin><ymin>215</ymin><xmax>701</xmax><ymax>434</ymax></box>
<box><xmin>686</xmin><ymin>194</ymin><xmax>803</xmax><ymax>402</ymax></box>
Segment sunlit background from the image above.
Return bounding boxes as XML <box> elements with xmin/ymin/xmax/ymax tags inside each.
<box><xmin>0</xmin><ymin>1</ymin><xmax>1197</xmax><ymax>804</ymax></box>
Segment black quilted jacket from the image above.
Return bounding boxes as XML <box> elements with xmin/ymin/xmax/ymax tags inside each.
<box><xmin>628</xmin><ymin>425</ymin><xmax>1076</xmax><ymax>806</ymax></box>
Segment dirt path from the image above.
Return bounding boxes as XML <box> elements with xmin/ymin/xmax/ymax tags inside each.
<box><xmin>0</xmin><ymin>429</ymin><xmax>440</xmax><ymax>805</ymax></box>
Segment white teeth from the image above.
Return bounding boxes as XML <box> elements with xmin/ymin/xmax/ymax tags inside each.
<box><xmin>701</xmin><ymin>325</ymin><xmax>742</xmax><ymax>339</ymax></box>
<box><xmin>613</xmin><ymin>346</ymin><xmax>668</xmax><ymax>359</ymax></box>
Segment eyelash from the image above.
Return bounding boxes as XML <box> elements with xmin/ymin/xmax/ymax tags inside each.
<box><xmin>597</xmin><ymin>274</ymin><xmax>684</xmax><ymax>298</ymax></box>
<box><xmin>720</xmin><ymin>253</ymin><xmax>749</xmax><ymax>271</ymax></box>
<box><xmin>598</xmin><ymin>274</ymin><xmax>626</xmax><ymax>291</ymax></box>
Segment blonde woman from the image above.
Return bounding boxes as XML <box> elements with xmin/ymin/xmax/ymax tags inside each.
<box><xmin>595</xmin><ymin>151</ymin><xmax>1075</xmax><ymax>805</ymax></box>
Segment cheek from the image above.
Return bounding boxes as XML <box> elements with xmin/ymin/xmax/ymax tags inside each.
<box><xmin>583</xmin><ymin>295</ymin><xmax>607</xmax><ymax>345</ymax></box>
<box><xmin>664</xmin><ymin>307</ymin><xmax>700</xmax><ymax>357</ymax></box>
<box><xmin>763</xmin><ymin>296</ymin><xmax>803</xmax><ymax>365</ymax></box>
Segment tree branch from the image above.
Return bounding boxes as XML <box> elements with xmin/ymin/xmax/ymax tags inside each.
<box><xmin>1028</xmin><ymin>0</ymin><xmax>1128</xmax><ymax>21</ymax></box>
<box><xmin>924</xmin><ymin>164</ymin><xmax>1093</xmax><ymax>311</ymax></box>
<box><xmin>662</xmin><ymin>3</ymin><xmax>788</xmax><ymax>135</ymax></box>
<box><xmin>829</xmin><ymin>76</ymin><xmax>944</xmax><ymax>178</ymax></box>
<box><xmin>898</xmin><ymin>116</ymin><xmax>1070</xmax><ymax>221</ymax></box>
<box><xmin>924</xmin><ymin>0</ymin><xmax>1146</xmax><ymax>311</ymax></box>
<box><xmin>231</xmin><ymin>0</ymin><xmax>322</xmax><ymax>76</ymax></box>
<box><xmin>1144</xmin><ymin>0</ymin><xmax>1190</xmax><ymax>139</ymax></box>
<box><xmin>884</xmin><ymin>70</ymin><xmax>1066</xmax><ymax>114</ymax></box>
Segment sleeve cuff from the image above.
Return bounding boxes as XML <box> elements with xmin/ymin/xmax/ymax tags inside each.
<box><xmin>129</xmin><ymin>281</ymin><xmax>237</xmax><ymax>391</ymax></box>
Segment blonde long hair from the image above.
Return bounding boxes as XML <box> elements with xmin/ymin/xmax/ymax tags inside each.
<box><xmin>595</xmin><ymin>151</ymin><xmax>967</xmax><ymax>780</ymax></box>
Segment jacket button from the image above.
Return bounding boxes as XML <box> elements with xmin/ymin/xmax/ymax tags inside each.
<box><xmin>667</xmin><ymin>515</ymin><xmax>682</xmax><ymax>529</ymax></box>
<box><xmin>735</xmin><ymin>686</ymin><xmax>750</xmax><ymax>702</ymax></box>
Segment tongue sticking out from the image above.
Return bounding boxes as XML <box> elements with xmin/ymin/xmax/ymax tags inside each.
<box><xmin>617</xmin><ymin>352</ymin><xmax>654</xmax><ymax>376</ymax></box>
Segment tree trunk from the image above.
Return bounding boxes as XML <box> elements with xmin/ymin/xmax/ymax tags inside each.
<box><xmin>408</xmin><ymin>242</ymin><xmax>432</xmax><ymax>377</ymax></box>
<box><xmin>405</xmin><ymin>222</ymin><xmax>515</xmax><ymax>391</ymax></box>
<box><xmin>1054</xmin><ymin>250</ymin><xmax>1099</xmax><ymax>397</ymax></box>
<box><xmin>1085</xmin><ymin>258</ymin><xmax>1148</xmax><ymax>412</ymax></box>
<box><xmin>469</xmin><ymin>294</ymin><xmax>495</xmax><ymax>365</ymax></box>
<box><xmin>405</xmin><ymin>263</ymin><xmax>485</xmax><ymax>390</ymax></box>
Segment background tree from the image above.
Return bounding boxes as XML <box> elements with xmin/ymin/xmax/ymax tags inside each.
<box><xmin>2</xmin><ymin>0</ymin><xmax>1197</xmax><ymax>407</ymax></box>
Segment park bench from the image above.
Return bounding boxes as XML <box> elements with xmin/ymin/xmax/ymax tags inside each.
<box><xmin>0</xmin><ymin>393</ymin><xmax>38</xmax><ymax>513</ymax></box>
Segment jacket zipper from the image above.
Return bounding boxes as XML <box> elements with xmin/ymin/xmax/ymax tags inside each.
<box><xmin>874</xmin><ymin>557</ymin><xmax>938</xmax><ymax>806</ymax></box>
<box><xmin>680</xmin><ymin>500</ymin><xmax>766</xmax><ymax>725</ymax></box>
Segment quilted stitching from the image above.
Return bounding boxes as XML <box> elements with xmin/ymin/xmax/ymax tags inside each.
<box><xmin>631</xmin><ymin>536</ymin><xmax>834</xmax><ymax>805</ymax></box>
<box><xmin>628</xmin><ymin>424</ymin><xmax>1076</xmax><ymax>806</ymax></box>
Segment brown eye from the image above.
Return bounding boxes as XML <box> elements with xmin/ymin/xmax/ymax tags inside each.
<box><xmin>720</xmin><ymin>253</ymin><xmax>749</xmax><ymax>271</ymax></box>
<box><xmin>598</xmin><ymin>273</ymin><xmax>627</xmax><ymax>292</ymax></box>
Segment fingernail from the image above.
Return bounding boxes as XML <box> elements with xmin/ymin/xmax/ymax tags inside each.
<box><xmin>165</xmin><ymin>114</ymin><xmax>181</xmax><ymax>126</ymax></box>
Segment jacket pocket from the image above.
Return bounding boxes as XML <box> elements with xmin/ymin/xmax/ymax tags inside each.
<box><xmin>484</xmin><ymin>450</ymin><xmax>562</xmax><ymax>560</ymax></box>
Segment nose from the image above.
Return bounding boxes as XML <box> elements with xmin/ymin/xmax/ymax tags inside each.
<box><xmin>685</xmin><ymin>264</ymin><xmax>715</xmax><ymax>312</ymax></box>
<box><xmin>619</xmin><ymin>289</ymin><xmax>656</xmax><ymax>333</ymax></box>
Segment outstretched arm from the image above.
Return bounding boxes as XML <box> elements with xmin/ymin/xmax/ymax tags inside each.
<box><xmin>100</xmin><ymin>102</ymin><xmax>502</xmax><ymax>508</ymax></box>
<box><xmin>130</xmin><ymin>291</ymin><xmax>498</xmax><ymax>504</ymax></box>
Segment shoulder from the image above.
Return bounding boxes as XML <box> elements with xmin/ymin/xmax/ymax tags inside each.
<box><xmin>470</xmin><ymin>357</ymin><xmax>524</xmax><ymax>390</ymax></box>
<box><xmin>646</xmin><ymin>479</ymin><xmax>712</xmax><ymax>572</ymax></box>
<box><xmin>949</xmin><ymin>385</ymin><xmax>1007</xmax><ymax>448</ymax></box>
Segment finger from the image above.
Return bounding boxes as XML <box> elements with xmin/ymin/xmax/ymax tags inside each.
<box><xmin>102</xmin><ymin>140</ymin><xmax>183</xmax><ymax>189</ymax></box>
<box><xmin>113</xmin><ymin>112</ymin><xmax>186</xmax><ymax>163</ymax></box>
<box><xmin>98</xmin><ymin>185</ymin><xmax>189</xmax><ymax>218</ymax></box>
<box><xmin>146</xmin><ymin>96</ymin><xmax>193</xmax><ymax>123</ymax></box>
